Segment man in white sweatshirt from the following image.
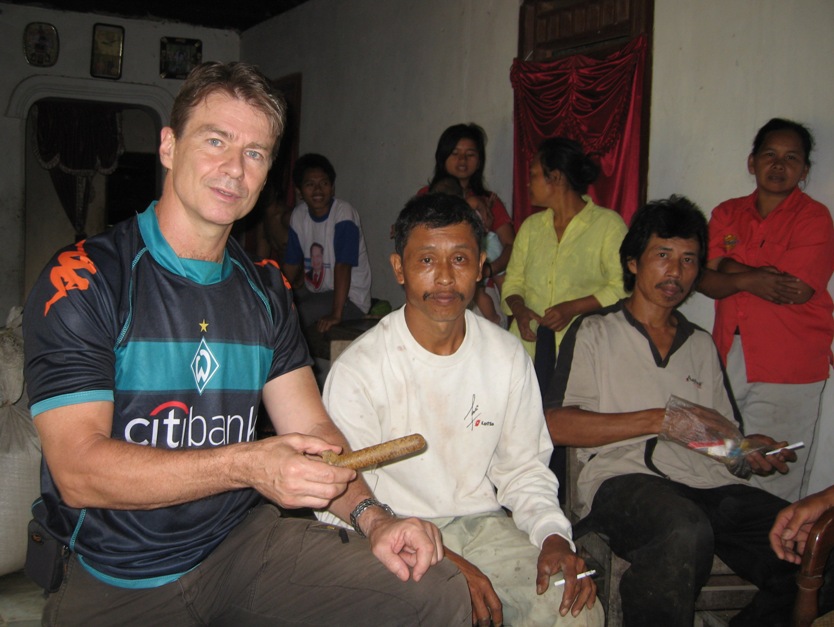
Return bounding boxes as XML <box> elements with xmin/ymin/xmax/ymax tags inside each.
<box><xmin>318</xmin><ymin>192</ymin><xmax>601</xmax><ymax>627</ymax></box>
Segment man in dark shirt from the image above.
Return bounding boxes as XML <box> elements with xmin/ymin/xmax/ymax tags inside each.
<box><xmin>24</xmin><ymin>61</ymin><xmax>467</xmax><ymax>626</ymax></box>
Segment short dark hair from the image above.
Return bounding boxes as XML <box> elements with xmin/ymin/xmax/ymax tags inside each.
<box><xmin>292</xmin><ymin>153</ymin><xmax>336</xmax><ymax>189</ymax></box>
<box><xmin>393</xmin><ymin>193</ymin><xmax>486</xmax><ymax>257</ymax></box>
<box><xmin>620</xmin><ymin>195</ymin><xmax>708</xmax><ymax>292</ymax></box>
<box><xmin>537</xmin><ymin>137</ymin><xmax>600</xmax><ymax>195</ymax></box>
<box><xmin>751</xmin><ymin>117</ymin><xmax>814</xmax><ymax>167</ymax></box>
<box><xmin>169</xmin><ymin>61</ymin><xmax>286</xmax><ymax>160</ymax></box>
<box><xmin>428</xmin><ymin>175</ymin><xmax>464</xmax><ymax>197</ymax></box>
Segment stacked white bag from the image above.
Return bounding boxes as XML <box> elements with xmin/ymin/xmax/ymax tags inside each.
<box><xmin>0</xmin><ymin>306</ymin><xmax>41</xmax><ymax>576</ymax></box>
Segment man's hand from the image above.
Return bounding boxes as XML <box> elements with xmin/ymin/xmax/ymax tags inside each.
<box><xmin>316</xmin><ymin>312</ymin><xmax>341</xmax><ymax>333</ymax></box>
<box><xmin>770</xmin><ymin>487</ymin><xmax>834</xmax><ymax>563</ymax></box>
<box><xmin>506</xmin><ymin>297</ymin><xmax>541</xmax><ymax>342</ymax></box>
<box><xmin>743</xmin><ymin>434</ymin><xmax>795</xmax><ymax>476</ymax></box>
<box><xmin>537</xmin><ymin>535</ymin><xmax>596</xmax><ymax>617</ymax></box>
<box><xmin>445</xmin><ymin>549</ymin><xmax>503</xmax><ymax>627</ymax></box>
<box><xmin>540</xmin><ymin>302</ymin><xmax>575</xmax><ymax>332</ymax></box>
<box><xmin>248</xmin><ymin>434</ymin><xmax>356</xmax><ymax>509</ymax></box>
<box><xmin>363</xmin><ymin>513</ymin><xmax>445</xmax><ymax>583</ymax></box>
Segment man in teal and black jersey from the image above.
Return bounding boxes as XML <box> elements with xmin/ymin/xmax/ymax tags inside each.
<box><xmin>23</xmin><ymin>61</ymin><xmax>467</xmax><ymax>626</ymax></box>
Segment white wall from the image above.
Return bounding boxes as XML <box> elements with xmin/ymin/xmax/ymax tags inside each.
<box><xmin>0</xmin><ymin>2</ymin><xmax>240</xmax><ymax>316</ymax></box>
<box><xmin>649</xmin><ymin>0</ymin><xmax>834</xmax><ymax>494</ymax></box>
<box><xmin>243</xmin><ymin>0</ymin><xmax>519</xmax><ymax>308</ymax></box>
<box><xmin>650</xmin><ymin>0</ymin><xmax>834</xmax><ymax>328</ymax></box>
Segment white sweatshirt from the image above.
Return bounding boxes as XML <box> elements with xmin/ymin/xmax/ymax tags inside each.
<box><xmin>318</xmin><ymin>307</ymin><xmax>572</xmax><ymax>549</ymax></box>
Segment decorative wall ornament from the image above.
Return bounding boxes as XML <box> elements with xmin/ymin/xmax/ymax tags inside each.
<box><xmin>91</xmin><ymin>23</ymin><xmax>124</xmax><ymax>80</ymax></box>
<box><xmin>23</xmin><ymin>22</ymin><xmax>59</xmax><ymax>67</ymax></box>
<box><xmin>160</xmin><ymin>37</ymin><xmax>202</xmax><ymax>79</ymax></box>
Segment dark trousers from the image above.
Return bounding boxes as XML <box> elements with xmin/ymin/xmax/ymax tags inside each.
<box><xmin>588</xmin><ymin>473</ymin><xmax>799</xmax><ymax>627</ymax></box>
<box><xmin>42</xmin><ymin>504</ymin><xmax>469</xmax><ymax>627</ymax></box>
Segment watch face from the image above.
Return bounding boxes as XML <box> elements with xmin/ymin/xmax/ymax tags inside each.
<box><xmin>24</xmin><ymin>22</ymin><xmax>59</xmax><ymax>67</ymax></box>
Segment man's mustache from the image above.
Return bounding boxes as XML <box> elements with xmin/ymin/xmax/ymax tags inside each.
<box><xmin>656</xmin><ymin>279</ymin><xmax>684</xmax><ymax>292</ymax></box>
<box><xmin>422</xmin><ymin>291</ymin><xmax>466</xmax><ymax>302</ymax></box>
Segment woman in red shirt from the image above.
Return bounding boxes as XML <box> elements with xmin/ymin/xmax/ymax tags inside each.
<box><xmin>699</xmin><ymin>118</ymin><xmax>834</xmax><ymax>501</ymax></box>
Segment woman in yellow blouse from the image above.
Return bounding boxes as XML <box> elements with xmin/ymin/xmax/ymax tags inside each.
<box><xmin>502</xmin><ymin>137</ymin><xmax>628</xmax><ymax>361</ymax></box>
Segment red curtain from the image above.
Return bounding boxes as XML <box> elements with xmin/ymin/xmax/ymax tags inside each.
<box><xmin>510</xmin><ymin>35</ymin><xmax>647</xmax><ymax>230</ymax></box>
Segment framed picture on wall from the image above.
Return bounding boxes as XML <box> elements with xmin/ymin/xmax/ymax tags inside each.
<box><xmin>23</xmin><ymin>22</ymin><xmax>59</xmax><ymax>67</ymax></box>
<box><xmin>160</xmin><ymin>37</ymin><xmax>202</xmax><ymax>79</ymax></box>
<box><xmin>90</xmin><ymin>23</ymin><xmax>124</xmax><ymax>79</ymax></box>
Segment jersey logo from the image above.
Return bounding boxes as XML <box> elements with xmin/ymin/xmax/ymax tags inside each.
<box><xmin>43</xmin><ymin>241</ymin><xmax>97</xmax><ymax>315</ymax></box>
<box><xmin>191</xmin><ymin>338</ymin><xmax>220</xmax><ymax>394</ymax></box>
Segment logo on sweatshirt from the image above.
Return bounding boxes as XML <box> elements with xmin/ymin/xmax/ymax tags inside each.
<box><xmin>686</xmin><ymin>375</ymin><xmax>703</xmax><ymax>389</ymax></box>
<box><xmin>463</xmin><ymin>395</ymin><xmax>495</xmax><ymax>430</ymax></box>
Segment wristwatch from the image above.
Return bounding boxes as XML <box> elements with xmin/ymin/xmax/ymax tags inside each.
<box><xmin>350</xmin><ymin>498</ymin><xmax>395</xmax><ymax>537</ymax></box>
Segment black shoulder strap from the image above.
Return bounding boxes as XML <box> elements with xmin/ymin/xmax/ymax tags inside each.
<box><xmin>644</xmin><ymin>437</ymin><xmax>670</xmax><ymax>479</ymax></box>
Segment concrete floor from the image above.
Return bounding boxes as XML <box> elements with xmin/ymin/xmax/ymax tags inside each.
<box><xmin>0</xmin><ymin>571</ymin><xmax>44</xmax><ymax>626</ymax></box>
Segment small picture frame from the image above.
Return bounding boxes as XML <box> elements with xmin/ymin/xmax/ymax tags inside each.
<box><xmin>23</xmin><ymin>22</ymin><xmax>59</xmax><ymax>67</ymax></box>
<box><xmin>90</xmin><ymin>23</ymin><xmax>124</xmax><ymax>79</ymax></box>
<box><xmin>160</xmin><ymin>37</ymin><xmax>202</xmax><ymax>79</ymax></box>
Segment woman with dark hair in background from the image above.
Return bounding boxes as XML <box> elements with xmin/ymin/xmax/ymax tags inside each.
<box><xmin>502</xmin><ymin>137</ymin><xmax>627</xmax><ymax>365</ymax></box>
<box><xmin>699</xmin><ymin>118</ymin><xmax>834</xmax><ymax>502</ymax></box>
<box><xmin>421</xmin><ymin>123</ymin><xmax>515</xmax><ymax>281</ymax></box>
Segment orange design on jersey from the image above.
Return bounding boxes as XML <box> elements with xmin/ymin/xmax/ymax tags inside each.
<box><xmin>256</xmin><ymin>258</ymin><xmax>292</xmax><ymax>290</ymax></box>
<box><xmin>43</xmin><ymin>241</ymin><xmax>98</xmax><ymax>316</ymax></box>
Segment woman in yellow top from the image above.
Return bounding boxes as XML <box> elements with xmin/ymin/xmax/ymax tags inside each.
<box><xmin>502</xmin><ymin>137</ymin><xmax>628</xmax><ymax>362</ymax></box>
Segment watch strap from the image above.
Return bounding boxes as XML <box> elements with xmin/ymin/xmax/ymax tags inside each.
<box><xmin>349</xmin><ymin>497</ymin><xmax>395</xmax><ymax>537</ymax></box>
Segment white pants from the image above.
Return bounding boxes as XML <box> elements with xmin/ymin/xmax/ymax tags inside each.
<box><xmin>727</xmin><ymin>336</ymin><xmax>825</xmax><ymax>501</ymax></box>
<box><xmin>436</xmin><ymin>511</ymin><xmax>604</xmax><ymax>627</ymax></box>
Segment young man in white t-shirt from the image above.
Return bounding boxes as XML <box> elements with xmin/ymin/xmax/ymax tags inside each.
<box><xmin>283</xmin><ymin>153</ymin><xmax>372</xmax><ymax>334</ymax></box>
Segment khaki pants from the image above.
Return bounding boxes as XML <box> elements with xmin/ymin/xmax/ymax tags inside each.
<box><xmin>436</xmin><ymin>511</ymin><xmax>604</xmax><ymax>627</ymax></box>
<box><xmin>43</xmin><ymin>504</ymin><xmax>469</xmax><ymax>627</ymax></box>
<box><xmin>727</xmin><ymin>336</ymin><xmax>826</xmax><ymax>500</ymax></box>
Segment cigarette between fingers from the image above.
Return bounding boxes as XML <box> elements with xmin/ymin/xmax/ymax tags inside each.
<box><xmin>553</xmin><ymin>569</ymin><xmax>597</xmax><ymax>587</ymax></box>
<box><xmin>765</xmin><ymin>442</ymin><xmax>804</xmax><ymax>456</ymax></box>
<box><xmin>321</xmin><ymin>434</ymin><xmax>427</xmax><ymax>470</ymax></box>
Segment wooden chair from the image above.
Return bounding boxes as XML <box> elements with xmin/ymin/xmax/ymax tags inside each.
<box><xmin>792</xmin><ymin>509</ymin><xmax>834</xmax><ymax>627</ymax></box>
<box><xmin>565</xmin><ymin>447</ymin><xmax>758</xmax><ymax>627</ymax></box>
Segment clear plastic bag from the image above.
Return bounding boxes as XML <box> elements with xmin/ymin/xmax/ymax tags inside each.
<box><xmin>659</xmin><ymin>395</ymin><xmax>766</xmax><ymax>479</ymax></box>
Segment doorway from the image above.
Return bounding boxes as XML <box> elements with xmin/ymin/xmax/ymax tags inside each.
<box><xmin>23</xmin><ymin>103</ymin><xmax>160</xmax><ymax>299</ymax></box>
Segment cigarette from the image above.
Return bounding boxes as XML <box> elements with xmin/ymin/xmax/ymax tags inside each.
<box><xmin>553</xmin><ymin>569</ymin><xmax>597</xmax><ymax>586</ymax></box>
<box><xmin>766</xmin><ymin>441</ymin><xmax>804</xmax><ymax>456</ymax></box>
<box><xmin>321</xmin><ymin>434</ymin><xmax>427</xmax><ymax>470</ymax></box>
